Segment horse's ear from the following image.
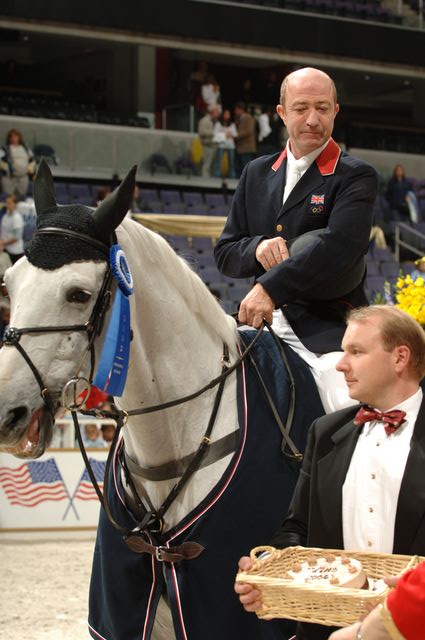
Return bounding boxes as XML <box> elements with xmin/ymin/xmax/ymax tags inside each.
<box><xmin>92</xmin><ymin>165</ymin><xmax>137</xmax><ymax>243</ymax></box>
<box><xmin>33</xmin><ymin>159</ymin><xmax>57</xmax><ymax>214</ymax></box>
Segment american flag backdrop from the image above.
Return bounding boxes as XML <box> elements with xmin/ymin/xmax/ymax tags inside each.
<box><xmin>0</xmin><ymin>458</ymin><xmax>68</xmax><ymax>507</ymax></box>
<box><xmin>74</xmin><ymin>458</ymin><xmax>106</xmax><ymax>501</ymax></box>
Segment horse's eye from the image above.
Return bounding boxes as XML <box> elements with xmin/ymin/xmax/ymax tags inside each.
<box><xmin>67</xmin><ymin>289</ymin><xmax>92</xmax><ymax>304</ymax></box>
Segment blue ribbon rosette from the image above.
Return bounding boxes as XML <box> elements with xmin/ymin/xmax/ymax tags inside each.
<box><xmin>93</xmin><ymin>245</ymin><xmax>133</xmax><ymax>397</ymax></box>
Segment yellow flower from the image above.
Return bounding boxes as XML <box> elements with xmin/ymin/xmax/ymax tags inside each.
<box><xmin>392</xmin><ymin>274</ymin><xmax>425</xmax><ymax>326</ymax></box>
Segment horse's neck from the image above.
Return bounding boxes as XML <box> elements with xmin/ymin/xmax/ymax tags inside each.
<box><xmin>114</xmin><ymin>221</ymin><xmax>239</xmax><ymax>528</ymax></box>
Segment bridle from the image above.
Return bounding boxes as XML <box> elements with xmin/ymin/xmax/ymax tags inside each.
<box><xmin>3</xmin><ymin>226</ymin><xmax>301</xmax><ymax>548</ymax></box>
<box><xmin>2</xmin><ymin>227</ymin><xmax>114</xmax><ymax>416</ymax></box>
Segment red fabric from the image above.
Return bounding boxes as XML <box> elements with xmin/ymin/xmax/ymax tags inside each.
<box><xmin>387</xmin><ymin>562</ymin><xmax>425</xmax><ymax>639</ymax></box>
<box><xmin>353</xmin><ymin>405</ymin><xmax>406</xmax><ymax>436</ymax></box>
<box><xmin>79</xmin><ymin>385</ymin><xmax>109</xmax><ymax>410</ymax></box>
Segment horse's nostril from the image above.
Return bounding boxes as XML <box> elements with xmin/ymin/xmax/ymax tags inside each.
<box><xmin>6</xmin><ymin>406</ymin><xmax>28</xmax><ymax>428</ymax></box>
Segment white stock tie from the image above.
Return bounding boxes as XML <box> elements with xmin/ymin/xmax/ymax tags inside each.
<box><xmin>283</xmin><ymin>158</ymin><xmax>310</xmax><ymax>204</ymax></box>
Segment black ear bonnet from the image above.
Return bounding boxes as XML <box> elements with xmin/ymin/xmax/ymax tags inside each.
<box><xmin>25</xmin><ymin>161</ymin><xmax>137</xmax><ymax>270</ymax></box>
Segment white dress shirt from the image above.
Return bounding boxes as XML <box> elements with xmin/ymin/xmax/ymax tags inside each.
<box><xmin>342</xmin><ymin>388</ymin><xmax>423</xmax><ymax>553</ymax></box>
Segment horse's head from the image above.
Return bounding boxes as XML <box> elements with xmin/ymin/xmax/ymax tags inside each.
<box><xmin>0</xmin><ymin>161</ymin><xmax>136</xmax><ymax>458</ymax></box>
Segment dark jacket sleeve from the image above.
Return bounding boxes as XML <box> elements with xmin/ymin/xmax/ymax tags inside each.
<box><xmin>214</xmin><ymin>163</ymin><xmax>268</xmax><ymax>279</ymax></box>
<box><xmin>258</xmin><ymin>163</ymin><xmax>377</xmax><ymax>306</ymax></box>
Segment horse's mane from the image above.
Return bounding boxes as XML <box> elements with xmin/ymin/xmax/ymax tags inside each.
<box><xmin>118</xmin><ymin>218</ymin><xmax>238</xmax><ymax>351</ymax></box>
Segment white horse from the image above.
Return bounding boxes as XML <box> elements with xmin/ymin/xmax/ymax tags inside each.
<box><xmin>0</xmin><ymin>163</ymin><xmax>325</xmax><ymax>640</ymax></box>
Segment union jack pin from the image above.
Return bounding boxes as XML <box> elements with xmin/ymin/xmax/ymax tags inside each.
<box><xmin>311</xmin><ymin>194</ymin><xmax>325</xmax><ymax>205</ymax></box>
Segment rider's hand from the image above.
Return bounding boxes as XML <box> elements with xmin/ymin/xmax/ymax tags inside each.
<box><xmin>255</xmin><ymin>237</ymin><xmax>288</xmax><ymax>271</ymax></box>
<box><xmin>238</xmin><ymin>284</ymin><xmax>274</xmax><ymax>328</ymax></box>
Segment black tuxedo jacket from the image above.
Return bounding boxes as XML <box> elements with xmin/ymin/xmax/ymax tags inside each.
<box><xmin>214</xmin><ymin>139</ymin><xmax>378</xmax><ymax>353</ymax></box>
<box><xmin>271</xmin><ymin>399</ymin><xmax>425</xmax><ymax>639</ymax></box>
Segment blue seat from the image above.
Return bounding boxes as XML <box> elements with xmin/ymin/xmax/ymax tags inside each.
<box><xmin>373</xmin><ymin>247</ymin><xmax>395</xmax><ymax>262</ymax></box>
<box><xmin>221</xmin><ymin>300</ymin><xmax>235</xmax><ymax>314</ymax></box>
<box><xmin>145</xmin><ymin>199</ymin><xmax>163</xmax><ymax>213</ymax></box>
<box><xmin>183</xmin><ymin>192</ymin><xmax>204</xmax><ymax>207</ymax></box>
<box><xmin>188</xmin><ymin>203</ymin><xmax>210</xmax><ymax>216</ymax></box>
<box><xmin>208</xmin><ymin>204</ymin><xmax>228</xmax><ymax>217</ymax></box>
<box><xmin>166</xmin><ymin>235</ymin><xmax>190</xmax><ymax>250</ymax></box>
<box><xmin>162</xmin><ymin>202</ymin><xmax>186</xmax><ymax>215</ymax></box>
<box><xmin>68</xmin><ymin>183</ymin><xmax>91</xmax><ymax>199</ymax></box>
<box><xmin>380</xmin><ymin>262</ymin><xmax>401</xmax><ymax>278</ymax></box>
<box><xmin>366</xmin><ymin>276</ymin><xmax>387</xmax><ymax>296</ymax></box>
<box><xmin>199</xmin><ymin>267</ymin><xmax>222</xmax><ymax>284</ymax></box>
<box><xmin>140</xmin><ymin>188</ymin><xmax>159</xmax><ymax>205</ymax></box>
<box><xmin>205</xmin><ymin>193</ymin><xmax>226</xmax><ymax>209</ymax></box>
<box><xmin>148</xmin><ymin>154</ymin><xmax>172</xmax><ymax>175</ymax></box>
<box><xmin>159</xmin><ymin>189</ymin><xmax>182</xmax><ymax>205</ymax></box>
<box><xmin>366</xmin><ymin>262</ymin><xmax>380</xmax><ymax>276</ymax></box>
<box><xmin>192</xmin><ymin>237</ymin><xmax>214</xmax><ymax>253</ymax></box>
<box><xmin>207</xmin><ymin>282</ymin><xmax>229</xmax><ymax>300</ymax></box>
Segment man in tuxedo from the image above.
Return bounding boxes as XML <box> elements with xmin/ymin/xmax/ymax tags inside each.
<box><xmin>214</xmin><ymin>67</ymin><xmax>378</xmax><ymax>355</ymax></box>
<box><xmin>234</xmin><ymin>305</ymin><xmax>425</xmax><ymax>640</ymax></box>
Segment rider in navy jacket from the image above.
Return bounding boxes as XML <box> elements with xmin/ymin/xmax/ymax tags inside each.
<box><xmin>215</xmin><ymin>67</ymin><xmax>378</xmax><ymax>355</ymax></box>
<box><xmin>214</xmin><ymin>140</ymin><xmax>377</xmax><ymax>353</ymax></box>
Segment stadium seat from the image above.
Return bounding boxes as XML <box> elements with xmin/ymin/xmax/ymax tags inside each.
<box><xmin>192</xmin><ymin>237</ymin><xmax>214</xmax><ymax>252</ymax></box>
<box><xmin>159</xmin><ymin>189</ymin><xmax>182</xmax><ymax>205</ymax></box>
<box><xmin>380</xmin><ymin>262</ymin><xmax>401</xmax><ymax>278</ymax></box>
<box><xmin>182</xmin><ymin>192</ymin><xmax>204</xmax><ymax>207</ymax></box>
<box><xmin>162</xmin><ymin>202</ymin><xmax>186</xmax><ymax>215</ymax></box>
<box><xmin>366</xmin><ymin>262</ymin><xmax>380</xmax><ymax>276</ymax></box>
<box><xmin>33</xmin><ymin>143</ymin><xmax>59</xmax><ymax>165</ymax></box>
<box><xmin>205</xmin><ymin>193</ymin><xmax>227</xmax><ymax>209</ymax></box>
<box><xmin>373</xmin><ymin>247</ymin><xmax>395</xmax><ymax>262</ymax></box>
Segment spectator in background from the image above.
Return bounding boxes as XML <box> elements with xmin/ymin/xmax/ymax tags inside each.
<box><xmin>201</xmin><ymin>73</ymin><xmax>221</xmax><ymax>113</ymax></box>
<box><xmin>101</xmin><ymin>423</ymin><xmax>116</xmax><ymax>446</ymax></box>
<box><xmin>385</xmin><ymin>164</ymin><xmax>411</xmax><ymax>223</ymax></box>
<box><xmin>212</xmin><ymin>108</ymin><xmax>237</xmax><ymax>178</ymax></box>
<box><xmin>198</xmin><ymin>104</ymin><xmax>221</xmax><ymax>177</ymax></box>
<box><xmin>94</xmin><ymin>185</ymin><xmax>112</xmax><ymax>206</ymax></box>
<box><xmin>82</xmin><ymin>423</ymin><xmax>107</xmax><ymax>448</ymax></box>
<box><xmin>0</xmin><ymin>194</ymin><xmax>25</xmax><ymax>263</ymax></box>
<box><xmin>0</xmin><ymin>128</ymin><xmax>36</xmax><ymax>198</ymax></box>
<box><xmin>256</xmin><ymin>105</ymin><xmax>276</xmax><ymax>156</ymax></box>
<box><xmin>189</xmin><ymin>61</ymin><xmax>210</xmax><ymax>116</ymax></box>
<box><xmin>234</xmin><ymin>101</ymin><xmax>257</xmax><ymax>177</ymax></box>
<box><xmin>411</xmin><ymin>256</ymin><xmax>425</xmax><ymax>281</ymax></box>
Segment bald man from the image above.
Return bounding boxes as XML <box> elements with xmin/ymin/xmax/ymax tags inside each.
<box><xmin>214</xmin><ymin>67</ymin><xmax>378</xmax><ymax>357</ymax></box>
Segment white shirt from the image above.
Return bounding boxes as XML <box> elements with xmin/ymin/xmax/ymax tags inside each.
<box><xmin>283</xmin><ymin>138</ymin><xmax>329</xmax><ymax>204</ymax></box>
<box><xmin>1</xmin><ymin>210</ymin><xmax>24</xmax><ymax>254</ymax></box>
<box><xmin>9</xmin><ymin>144</ymin><xmax>30</xmax><ymax>177</ymax></box>
<box><xmin>342</xmin><ymin>388</ymin><xmax>422</xmax><ymax>553</ymax></box>
<box><xmin>258</xmin><ymin>113</ymin><xmax>272</xmax><ymax>142</ymax></box>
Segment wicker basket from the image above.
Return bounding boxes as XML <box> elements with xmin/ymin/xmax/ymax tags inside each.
<box><xmin>235</xmin><ymin>545</ymin><xmax>424</xmax><ymax>627</ymax></box>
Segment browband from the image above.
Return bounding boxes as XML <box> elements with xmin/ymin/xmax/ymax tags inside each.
<box><xmin>35</xmin><ymin>227</ymin><xmax>110</xmax><ymax>255</ymax></box>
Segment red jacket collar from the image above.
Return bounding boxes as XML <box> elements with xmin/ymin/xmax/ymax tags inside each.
<box><xmin>271</xmin><ymin>138</ymin><xmax>341</xmax><ymax>175</ymax></box>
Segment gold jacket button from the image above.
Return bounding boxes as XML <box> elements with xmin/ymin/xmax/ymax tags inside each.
<box><xmin>276</xmin><ymin>224</ymin><xmax>283</xmax><ymax>232</ymax></box>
